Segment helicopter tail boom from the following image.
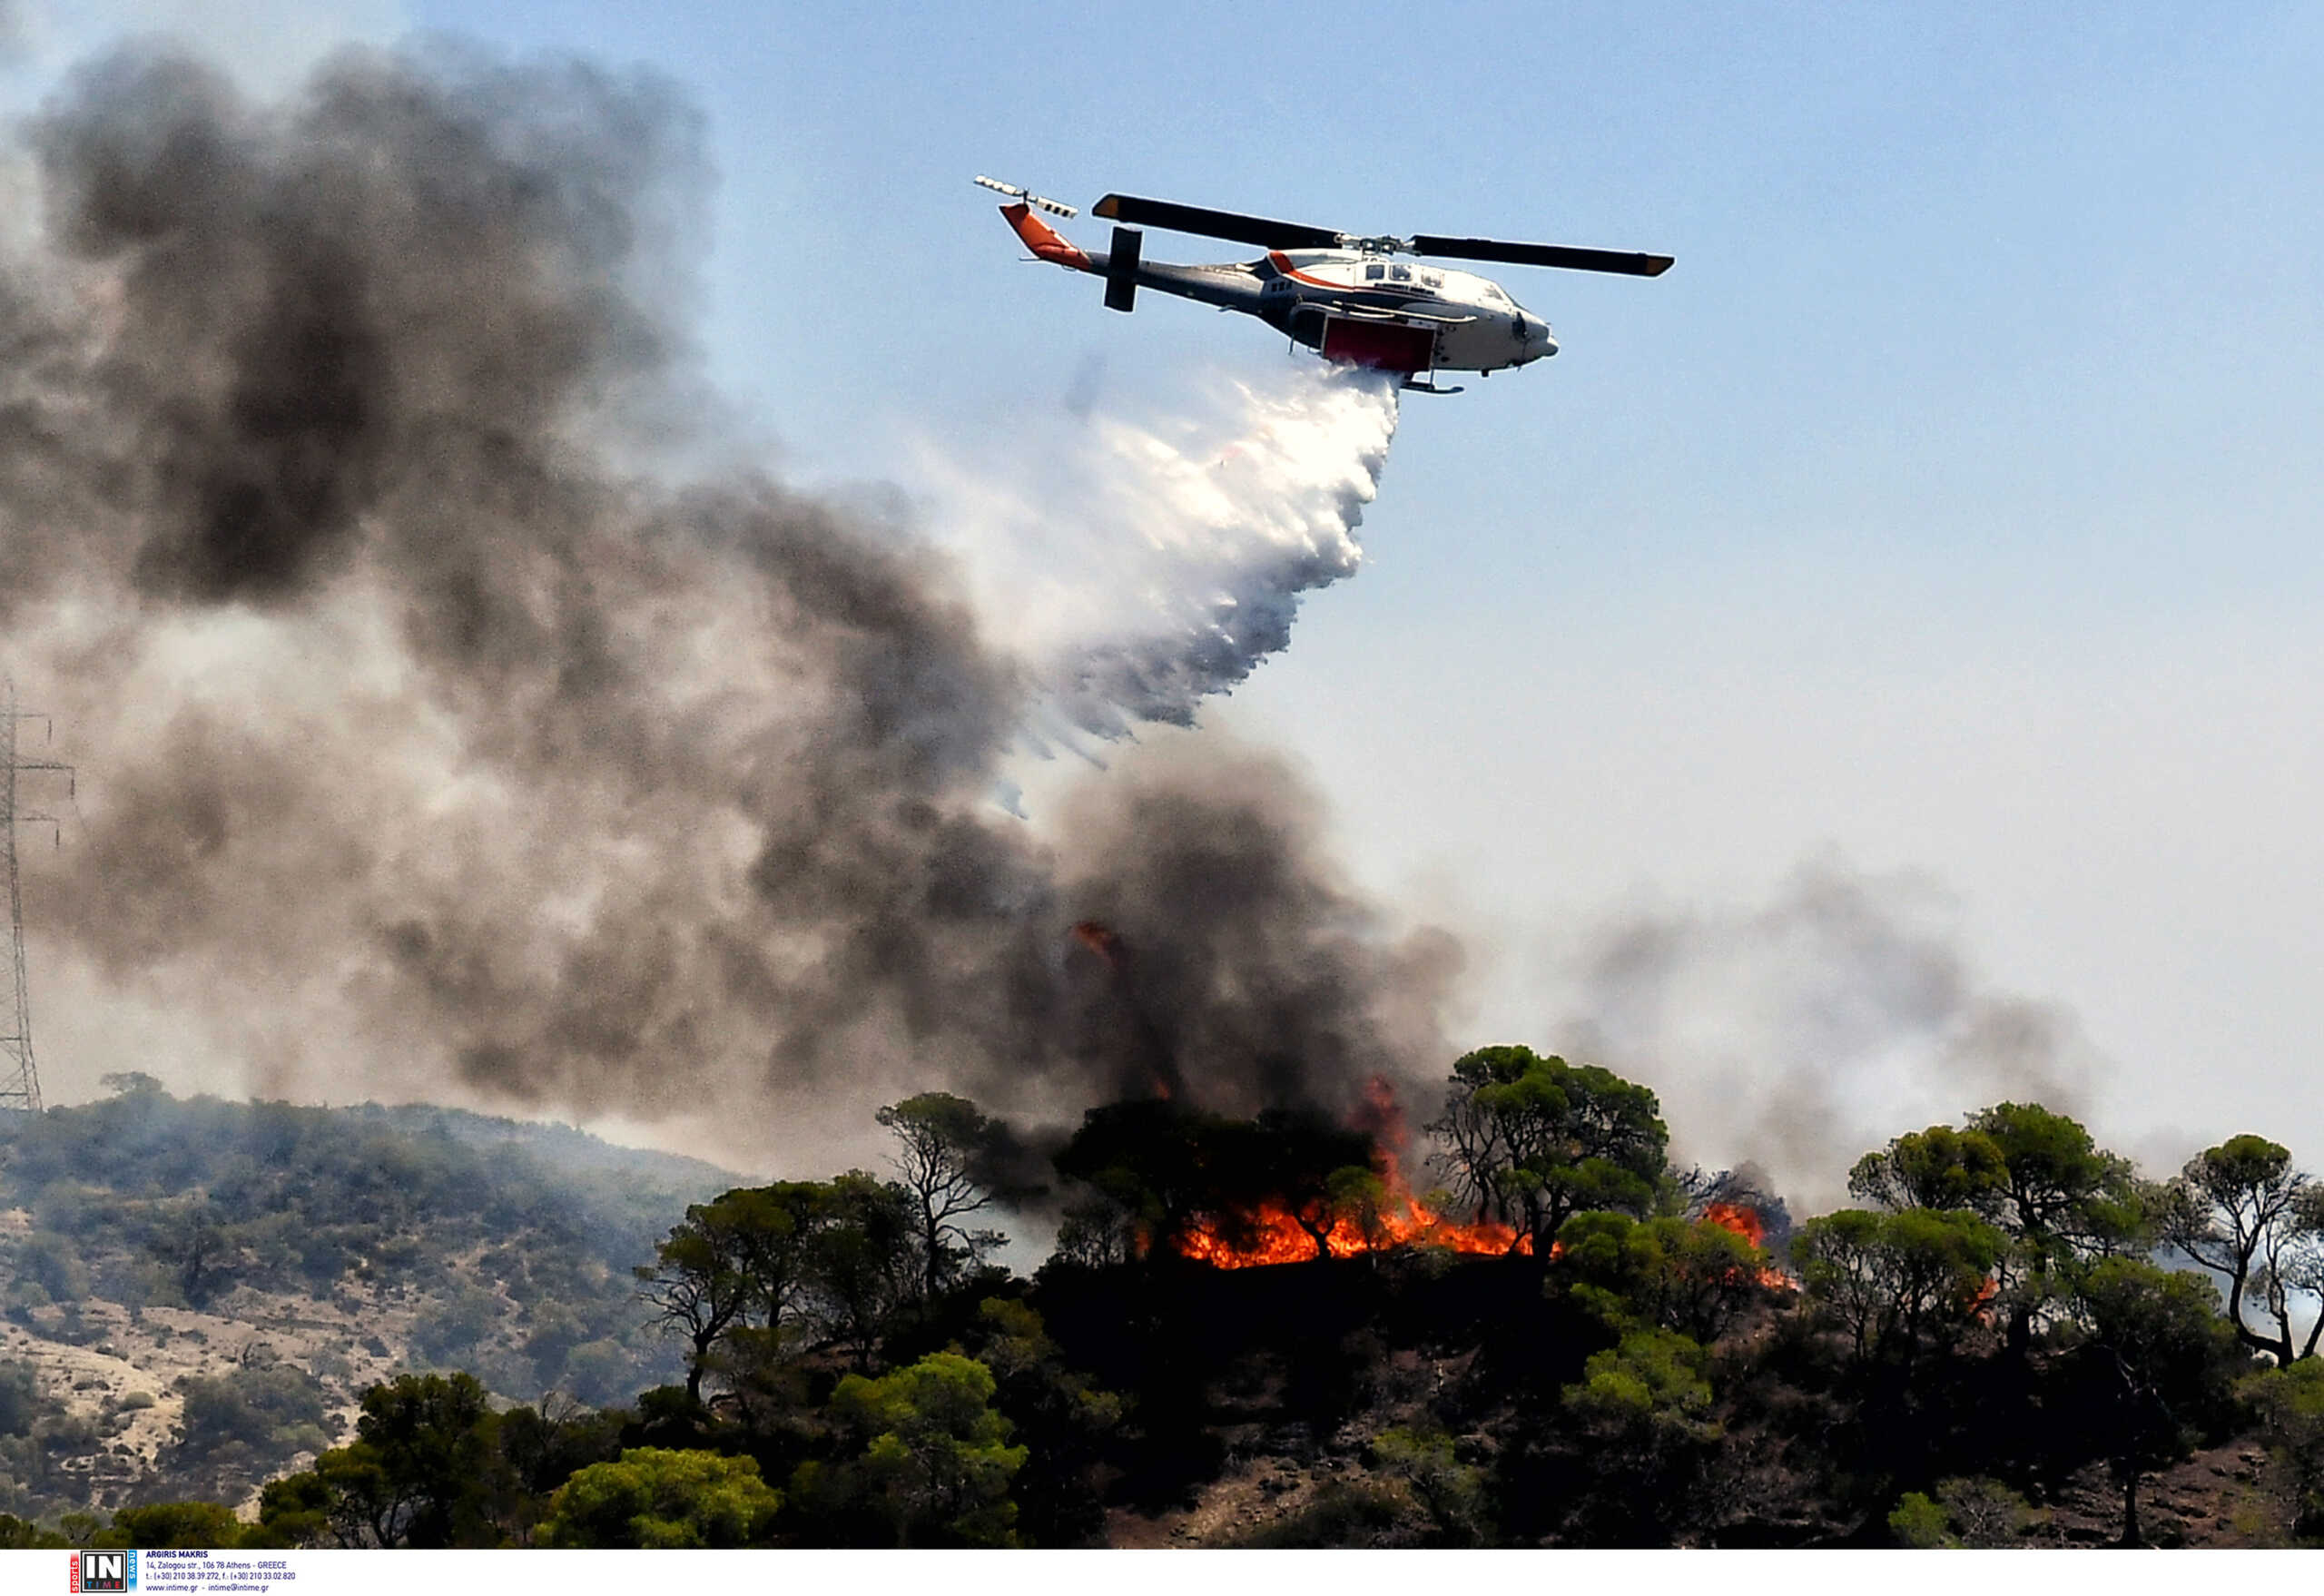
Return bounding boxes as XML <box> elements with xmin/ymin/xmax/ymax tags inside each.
<box><xmin>998</xmin><ymin>202</ymin><xmax>1091</xmax><ymax>271</ymax></box>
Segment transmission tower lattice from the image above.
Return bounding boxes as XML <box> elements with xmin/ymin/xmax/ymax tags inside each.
<box><xmin>2</xmin><ymin>678</ymin><xmax>72</xmax><ymax>1117</ymax></box>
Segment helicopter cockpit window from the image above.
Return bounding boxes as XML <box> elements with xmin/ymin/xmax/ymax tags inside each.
<box><xmin>1389</xmin><ymin>265</ymin><xmax>1412</xmax><ymax>282</ymax></box>
<box><xmin>1420</xmin><ymin>271</ymin><xmax>1443</xmax><ymax>291</ymax></box>
<box><xmin>1364</xmin><ymin>263</ymin><xmax>1385</xmax><ymax>281</ymax></box>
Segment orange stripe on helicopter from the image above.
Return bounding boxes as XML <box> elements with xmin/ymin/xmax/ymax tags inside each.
<box><xmin>1000</xmin><ymin>202</ymin><xmax>1091</xmax><ymax>271</ymax></box>
<box><xmin>1268</xmin><ymin>250</ymin><xmax>1363</xmax><ymax>291</ymax></box>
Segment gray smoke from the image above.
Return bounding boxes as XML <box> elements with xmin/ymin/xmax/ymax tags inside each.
<box><xmin>0</xmin><ymin>43</ymin><xmax>1456</xmax><ymax>1163</ymax></box>
<box><xmin>1558</xmin><ymin>860</ymin><xmax>2099</xmax><ymax>1208</ymax></box>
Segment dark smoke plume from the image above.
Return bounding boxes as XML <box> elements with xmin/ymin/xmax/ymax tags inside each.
<box><xmin>0</xmin><ymin>43</ymin><xmax>1456</xmax><ymax>1166</ymax></box>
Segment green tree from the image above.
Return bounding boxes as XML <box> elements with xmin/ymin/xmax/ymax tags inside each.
<box><xmin>636</xmin><ymin>1192</ymin><xmax>762</xmax><ymax>1405</ymax></box>
<box><xmin>96</xmin><ymin>1502</ymin><xmax>245</xmax><ymax>1549</ymax></box>
<box><xmin>0</xmin><ymin>1360</ymin><xmax>40</xmax><ymax>1439</ymax></box>
<box><xmin>1427</xmin><ymin>1045</ymin><xmax>1668</xmax><ymax>1255</ymax></box>
<box><xmin>1790</xmin><ymin>1207</ymin><xmax>2004</xmax><ymax>1362</ymax></box>
<box><xmin>15</xmin><ymin>1231</ymin><xmax>90</xmax><ymax>1304</ymax></box>
<box><xmin>2065</xmin><ymin>1259</ymin><xmax>2247</xmax><ymax>1546</ymax></box>
<box><xmin>148</xmin><ymin>1203</ymin><xmax>234</xmax><ymax>1308</ymax></box>
<box><xmin>175</xmin><ymin>1364</ymin><xmax>333</xmax><ymax>1468</ymax></box>
<box><xmin>724</xmin><ymin>1181</ymin><xmax>830</xmax><ymax>1336</ymax></box>
<box><xmin>683</xmin><ymin>1180</ymin><xmax>834</xmax><ymax>1404</ymax></box>
<box><xmin>1553</xmin><ymin>1210</ymin><xmax>1768</xmax><ymax>1343</ymax></box>
<box><xmin>1368</xmin><ymin>1428</ymin><xmax>1491</xmax><ymax>1546</ymax></box>
<box><xmin>1848</xmin><ymin>1124</ymin><xmax>2008</xmax><ymax>1213</ymax></box>
<box><xmin>358</xmin><ymin>1372</ymin><xmax>497</xmax><ymax>1547</ymax></box>
<box><xmin>878</xmin><ymin>1093</ymin><xmax>1015</xmax><ymax>1297</ymax></box>
<box><xmin>803</xmin><ymin>1172</ymin><xmax>915</xmax><ymax>1368</ymax></box>
<box><xmin>1561</xmin><ymin>1326</ymin><xmax>1717</xmax><ymax>1439</ymax></box>
<box><xmin>0</xmin><ymin>1513</ymin><xmax>69</xmax><ymax>1548</ymax></box>
<box><xmin>1887</xmin><ymin>1476</ymin><xmax>2032</xmax><ymax>1548</ymax></box>
<box><xmin>2242</xmin><ymin>1356</ymin><xmax>2324</xmax><ymax>1542</ymax></box>
<box><xmin>253</xmin><ymin>1468</ymin><xmax>346</xmax><ymax>1549</ymax></box>
<box><xmin>538</xmin><ymin>1447</ymin><xmax>781</xmax><ymax>1548</ymax></box>
<box><xmin>1851</xmin><ymin>1105</ymin><xmax>2152</xmax><ymax>1353</ymax></box>
<box><xmin>1555</xmin><ymin>1327</ymin><xmax>1721</xmax><ymax>1543</ymax></box>
<box><xmin>1886</xmin><ymin>1491</ymin><xmax>1955</xmax><ymax>1548</ymax></box>
<box><xmin>257</xmin><ymin>1373</ymin><xmax>503</xmax><ymax>1548</ymax></box>
<box><xmin>488</xmin><ymin>1398</ymin><xmax>630</xmax><ymax>1544</ymax></box>
<box><xmin>1969</xmin><ymin>1102</ymin><xmax>2154</xmax><ymax>1348</ymax></box>
<box><xmin>965</xmin><ymin>1297</ymin><xmax>1122</xmax><ymax>1547</ymax></box>
<box><xmin>795</xmin><ymin>1352</ymin><xmax>1028</xmax><ymax>1547</ymax></box>
<box><xmin>2161</xmin><ymin>1136</ymin><xmax>2323</xmax><ymax>1365</ymax></box>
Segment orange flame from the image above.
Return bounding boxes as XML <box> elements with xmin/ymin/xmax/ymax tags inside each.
<box><xmin>1701</xmin><ymin>1201</ymin><xmax>1791</xmax><ymax>1288</ymax></box>
<box><xmin>1701</xmin><ymin>1201</ymin><xmax>1765</xmax><ymax>1247</ymax></box>
<box><xmin>1173</xmin><ymin>1187</ymin><xmax>1533</xmax><ymax>1267</ymax></box>
<box><xmin>1170</xmin><ymin>1078</ymin><xmax>1531</xmax><ymax>1268</ymax></box>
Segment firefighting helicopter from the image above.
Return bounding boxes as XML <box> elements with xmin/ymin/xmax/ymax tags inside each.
<box><xmin>977</xmin><ymin>176</ymin><xmax>1671</xmax><ymax>394</ymax></box>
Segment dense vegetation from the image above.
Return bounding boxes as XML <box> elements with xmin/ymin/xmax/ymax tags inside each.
<box><xmin>4</xmin><ymin>1057</ymin><xmax>2322</xmax><ymax>1549</ymax></box>
<box><xmin>0</xmin><ymin>1076</ymin><xmax>723</xmax><ymax>1521</ymax></box>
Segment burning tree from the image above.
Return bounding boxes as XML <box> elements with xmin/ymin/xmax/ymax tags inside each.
<box><xmin>1050</xmin><ymin>1092</ymin><xmax>1525</xmax><ymax>1270</ymax></box>
<box><xmin>1050</xmin><ymin>1100</ymin><xmax>1378</xmax><ymax>1267</ymax></box>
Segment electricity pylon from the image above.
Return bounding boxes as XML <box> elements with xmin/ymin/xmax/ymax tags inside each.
<box><xmin>2</xmin><ymin>678</ymin><xmax>72</xmax><ymax>1116</ymax></box>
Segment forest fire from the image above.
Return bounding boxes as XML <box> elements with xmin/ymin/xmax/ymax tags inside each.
<box><xmin>1702</xmin><ymin>1201</ymin><xmax>1792</xmax><ymax>1288</ymax></box>
<box><xmin>1701</xmin><ymin>1201</ymin><xmax>1766</xmax><ymax>1247</ymax></box>
<box><xmin>1169</xmin><ymin>1078</ymin><xmax>1531</xmax><ymax>1268</ymax></box>
<box><xmin>1136</xmin><ymin>1076</ymin><xmax>1788</xmax><ymax>1276</ymax></box>
<box><xmin>1162</xmin><ymin>1156</ymin><xmax>1790</xmax><ymax>1276</ymax></box>
<box><xmin>1172</xmin><ymin>1178</ymin><xmax>1532</xmax><ymax>1268</ymax></box>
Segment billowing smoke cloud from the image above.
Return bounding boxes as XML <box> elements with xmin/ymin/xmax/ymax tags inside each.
<box><xmin>0</xmin><ymin>42</ymin><xmax>1450</xmax><ymax>1167</ymax></box>
<box><xmin>1555</xmin><ymin>860</ymin><xmax>2099</xmax><ymax>1207</ymax></box>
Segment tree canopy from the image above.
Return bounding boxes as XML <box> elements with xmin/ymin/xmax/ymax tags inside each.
<box><xmin>1427</xmin><ymin>1046</ymin><xmax>1668</xmax><ymax>1253</ymax></box>
<box><xmin>878</xmin><ymin>1093</ymin><xmax>1016</xmax><ymax>1297</ymax></box>
<box><xmin>538</xmin><ymin>1448</ymin><xmax>781</xmax><ymax>1548</ymax></box>
<box><xmin>2161</xmin><ymin>1135</ymin><xmax>2324</xmax><ymax>1365</ymax></box>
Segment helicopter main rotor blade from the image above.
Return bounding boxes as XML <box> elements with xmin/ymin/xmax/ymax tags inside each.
<box><xmin>1411</xmin><ymin>235</ymin><xmax>1674</xmax><ymax>277</ymax></box>
<box><xmin>1092</xmin><ymin>193</ymin><xmax>1344</xmax><ymax>251</ymax></box>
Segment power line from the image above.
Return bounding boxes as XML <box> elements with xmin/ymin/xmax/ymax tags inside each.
<box><xmin>2</xmin><ymin>678</ymin><xmax>73</xmax><ymax>1117</ymax></box>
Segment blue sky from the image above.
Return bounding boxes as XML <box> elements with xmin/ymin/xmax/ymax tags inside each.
<box><xmin>6</xmin><ymin>1</ymin><xmax>2321</xmax><ymax>1188</ymax></box>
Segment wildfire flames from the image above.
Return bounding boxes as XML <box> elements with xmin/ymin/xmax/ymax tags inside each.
<box><xmin>1173</xmin><ymin>1171</ymin><xmax>1533</xmax><ymax>1268</ymax></box>
<box><xmin>1701</xmin><ymin>1201</ymin><xmax>1767</xmax><ymax>1248</ymax></box>
<box><xmin>1164</xmin><ymin>1081</ymin><xmax>1783</xmax><ymax>1273</ymax></box>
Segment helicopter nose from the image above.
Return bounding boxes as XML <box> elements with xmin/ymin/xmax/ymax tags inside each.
<box><xmin>1526</xmin><ymin>317</ymin><xmax>1557</xmax><ymax>360</ymax></box>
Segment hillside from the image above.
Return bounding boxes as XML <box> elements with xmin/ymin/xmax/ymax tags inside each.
<box><xmin>0</xmin><ymin>1084</ymin><xmax>734</xmax><ymax>1522</ymax></box>
<box><xmin>2</xmin><ymin>1075</ymin><xmax>2319</xmax><ymax>1551</ymax></box>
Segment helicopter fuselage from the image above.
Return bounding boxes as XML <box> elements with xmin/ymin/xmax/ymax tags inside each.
<box><xmin>999</xmin><ymin>203</ymin><xmax>1555</xmax><ymax>380</ymax></box>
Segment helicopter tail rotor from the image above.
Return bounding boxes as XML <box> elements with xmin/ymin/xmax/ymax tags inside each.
<box><xmin>975</xmin><ymin>175</ymin><xmax>1078</xmax><ymax>219</ymax></box>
